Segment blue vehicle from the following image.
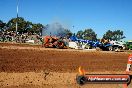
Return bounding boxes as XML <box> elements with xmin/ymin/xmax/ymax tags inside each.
<box><xmin>69</xmin><ymin>36</ymin><xmax>113</xmax><ymax>51</ymax></box>
<box><xmin>99</xmin><ymin>43</ymin><xmax>113</xmax><ymax>51</ymax></box>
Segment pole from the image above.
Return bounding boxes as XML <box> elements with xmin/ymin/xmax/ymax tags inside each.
<box><xmin>16</xmin><ymin>0</ymin><xmax>19</xmax><ymax>34</ymax></box>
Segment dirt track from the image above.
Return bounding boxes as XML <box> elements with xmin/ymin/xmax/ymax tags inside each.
<box><xmin>0</xmin><ymin>43</ymin><xmax>129</xmax><ymax>72</ymax></box>
<box><xmin>0</xmin><ymin>43</ymin><xmax>132</xmax><ymax>88</ymax></box>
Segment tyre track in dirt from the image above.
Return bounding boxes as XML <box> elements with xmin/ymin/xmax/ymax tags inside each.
<box><xmin>0</xmin><ymin>43</ymin><xmax>129</xmax><ymax>72</ymax></box>
<box><xmin>0</xmin><ymin>43</ymin><xmax>132</xmax><ymax>88</ymax></box>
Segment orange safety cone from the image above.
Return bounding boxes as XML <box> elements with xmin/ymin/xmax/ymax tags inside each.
<box><xmin>123</xmin><ymin>54</ymin><xmax>132</xmax><ymax>88</ymax></box>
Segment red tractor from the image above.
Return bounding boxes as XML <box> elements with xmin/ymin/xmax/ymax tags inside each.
<box><xmin>42</xmin><ymin>36</ymin><xmax>67</xmax><ymax>49</ymax></box>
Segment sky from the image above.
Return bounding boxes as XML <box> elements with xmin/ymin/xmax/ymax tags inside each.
<box><xmin>0</xmin><ymin>0</ymin><xmax>132</xmax><ymax>40</ymax></box>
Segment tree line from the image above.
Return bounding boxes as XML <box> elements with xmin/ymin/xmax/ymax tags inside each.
<box><xmin>0</xmin><ymin>17</ymin><xmax>44</xmax><ymax>35</ymax></box>
<box><xmin>0</xmin><ymin>17</ymin><xmax>125</xmax><ymax>41</ymax></box>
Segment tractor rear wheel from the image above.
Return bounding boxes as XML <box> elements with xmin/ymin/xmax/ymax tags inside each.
<box><xmin>56</xmin><ymin>40</ymin><xmax>65</xmax><ymax>49</ymax></box>
<box><xmin>44</xmin><ymin>44</ymin><xmax>49</xmax><ymax>48</ymax></box>
<box><xmin>108</xmin><ymin>46</ymin><xmax>113</xmax><ymax>51</ymax></box>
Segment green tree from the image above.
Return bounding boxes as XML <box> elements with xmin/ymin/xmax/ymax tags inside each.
<box><xmin>76</xmin><ymin>30</ymin><xmax>83</xmax><ymax>39</ymax></box>
<box><xmin>112</xmin><ymin>30</ymin><xmax>125</xmax><ymax>41</ymax></box>
<box><xmin>103</xmin><ymin>30</ymin><xmax>113</xmax><ymax>40</ymax></box>
<box><xmin>31</xmin><ymin>23</ymin><xmax>44</xmax><ymax>35</ymax></box>
<box><xmin>83</xmin><ymin>29</ymin><xmax>97</xmax><ymax>40</ymax></box>
<box><xmin>26</xmin><ymin>21</ymin><xmax>33</xmax><ymax>33</ymax></box>
<box><xmin>103</xmin><ymin>30</ymin><xmax>125</xmax><ymax>41</ymax></box>
<box><xmin>76</xmin><ymin>29</ymin><xmax>97</xmax><ymax>40</ymax></box>
<box><xmin>6</xmin><ymin>17</ymin><xmax>44</xmax><ymax>35</ymax></box>
<box><xmin>0</xmin><ymin>20</ymin><xmax>6</xmax><ymax>31</ymax></box>
<box><xmin>6</xmin><ymin>17</ymin><xmax>27</xmax><ymax>33</ymax></box>
<box><xmin>63</xmin><ymin>29</ymin><xmax>72</xmax><ymax>38</ymax></box>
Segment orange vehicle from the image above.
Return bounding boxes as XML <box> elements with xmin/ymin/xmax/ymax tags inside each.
<box><xmin>42</xmin><ymin>36</ymin><xmax>67</xmax><ymax>49</ymax></box>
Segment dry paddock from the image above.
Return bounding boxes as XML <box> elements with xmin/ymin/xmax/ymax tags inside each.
<box><xmin>0</xmin><ymin>43</ymin><xmax>132</xmax><ymax>88</ymax></box>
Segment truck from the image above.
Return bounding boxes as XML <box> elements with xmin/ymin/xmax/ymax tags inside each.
<box><xmin>126</xmin><ymin>41</ymin><xmax>132</xmax><ymax>50</ymax></box>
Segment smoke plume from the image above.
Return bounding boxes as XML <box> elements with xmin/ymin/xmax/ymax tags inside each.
<box><xmin>42</xmin><ymin>22</ymin><xmax>66</xmax><ymax>37</ymax></box>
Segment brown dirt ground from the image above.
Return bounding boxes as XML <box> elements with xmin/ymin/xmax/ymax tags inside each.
<box><xmin>0</xmin><ymin>42</ymin><xmax>132</xmax><ymax>88</ymax></box>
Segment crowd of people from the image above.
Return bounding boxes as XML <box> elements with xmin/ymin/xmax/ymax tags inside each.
<box><xmin>0</xmin><ymin>31</ymin><xmax>16</xmax><ymax>42</ymax></box>
<box><xmin>0</xmin><ymin>31</ymin><xmax>42</xmax><ymax>44</ymax></box>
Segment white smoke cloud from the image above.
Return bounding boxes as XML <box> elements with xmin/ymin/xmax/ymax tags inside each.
<box><xmin>42</xmin><ymin>22</ymin><xmax>66</xmax><ymax>37</ymax></box>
